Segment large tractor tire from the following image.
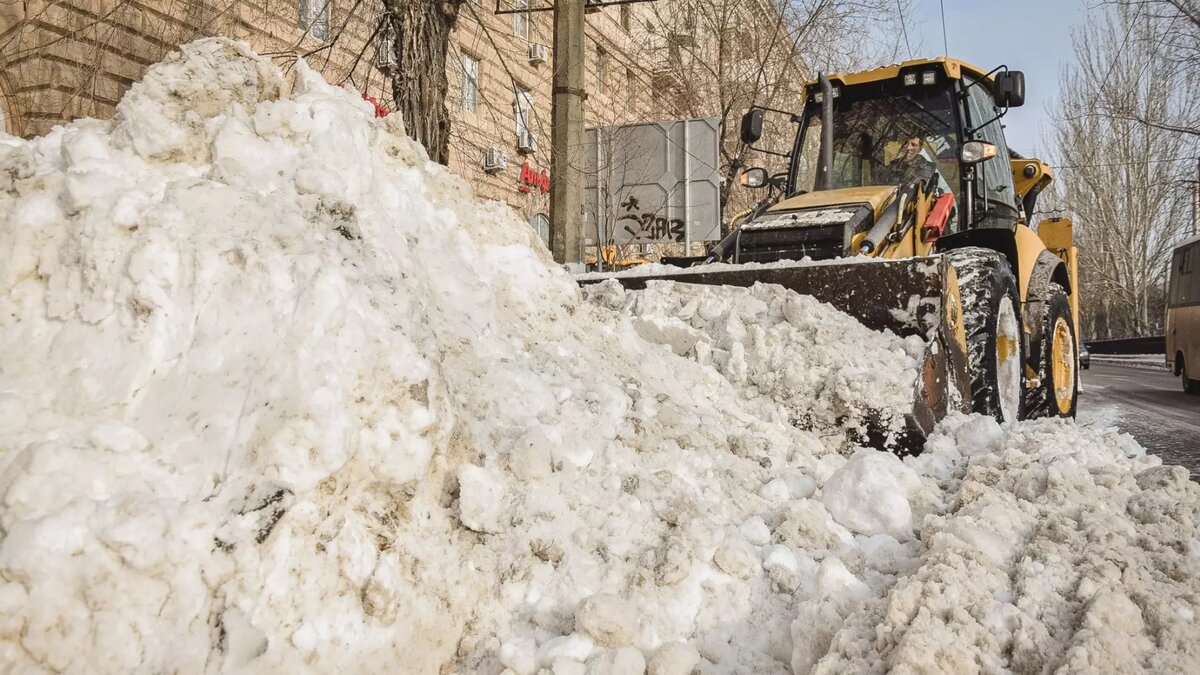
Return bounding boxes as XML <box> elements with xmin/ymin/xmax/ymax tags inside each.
<box><xmin>1024</xmin><ymin>287</ymin><xmax>1079</xmax><ymax>418</ymax></box>
<box><xmin>944</xmin><ymin>248</ymin><xmax>1024</xmax><ymax>423</ymax></box>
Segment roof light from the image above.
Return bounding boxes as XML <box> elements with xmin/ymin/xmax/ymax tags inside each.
<box><xmin>922</xmin><ymin>71</ymin><xmax>937</xmax><ymax>85</ymax></box>
<box><xmin>903</xmin><ymin>73</ymin><xmax>917</xmax><ymax>86</ymax></box>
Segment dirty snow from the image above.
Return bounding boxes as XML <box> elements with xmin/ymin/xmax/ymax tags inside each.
<box><xmin>0</xmin><ymin>38</ymin><xmax>1198</xmax><ymax>675</ymax></box>
<box><xmin>583</xmin><ymin>280</ymin><xmax>925</xmax><ymax>446</ymax></box>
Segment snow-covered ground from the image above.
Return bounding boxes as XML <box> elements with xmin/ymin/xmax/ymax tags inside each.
<box><xmin>1088</xmin><ymin>353</ymin><xmax>1170</xmax><ymax>370</ymax></box>
<box><xmin>1</xmin><ymin>39</ymin><xmax>1197</xmax><ymax>674</ymax></box>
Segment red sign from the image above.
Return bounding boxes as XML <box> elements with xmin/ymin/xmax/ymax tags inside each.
<box><xmin>518</xmin><ymin>161</ymin><xmax>550</xmax><ymax>194</ymax></box>
<box><xmin>336</xmin><ymin>84</ymin><xmax>390</xmax><ymax>118</ymax></box>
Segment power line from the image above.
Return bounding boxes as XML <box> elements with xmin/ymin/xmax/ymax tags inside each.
<box><xmin>1091</xmin><ymin>3</ymin><xmax>1141</xmax><ymax>105</ymax></box>
<box><xmin>1051</xmin><ymin>156</ymin><xmax>1197</xmax><ymax>170</ymax></box>
<box><xmin>938</xmin><ymin>0</ymin><xmax>947</xmax><ymax>55</ymax></box>
<box><xmin>897</xmin><ymin>0</ymin><xmax>912</xmax><ymax>58</ymax></box>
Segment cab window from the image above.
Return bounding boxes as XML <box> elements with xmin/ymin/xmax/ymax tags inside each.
<box><xmin>964</xmin><ymin>78</ymin><xmax>1018</xmax><ymax>224</ymax></box>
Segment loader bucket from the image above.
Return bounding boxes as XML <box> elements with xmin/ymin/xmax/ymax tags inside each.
<box><xmin>578</xmin><ymin>257</ymin><xmax>971</xmax><ymax>453</ymax></box>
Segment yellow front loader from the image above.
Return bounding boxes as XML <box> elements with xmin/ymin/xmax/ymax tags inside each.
<box><xmin>581</xmin><ymin>58</ymin><xmax>1081</xmax><ymax>451</ymax></box>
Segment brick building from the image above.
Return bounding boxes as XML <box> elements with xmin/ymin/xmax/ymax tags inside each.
<box><xmin>0</xmin><ymin>0</ymin><xmax>391</xmax><ymax>135</ymax></box>
<box><xmin>446</xmin><ymin>1</ymin><xmax>665</xmax><ymax>244</ymax></box>
<box><xmin>0</xmin><ymin>0</ymin><xmax>668</xmax><ymax>247</ymax></box>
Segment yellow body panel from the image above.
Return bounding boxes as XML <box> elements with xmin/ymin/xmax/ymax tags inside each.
<box><xmin>1038</xmin><ymin>217</ymin><xmax>1080</xmax><ymax>340</ymax></box>
<box><xmin>768</xmin><ymin>186</ymin><xmax>896</xmax><ymax>214</ymax></box>
<box><xmin>769</xmin><ymin>185</ymin><xmax>938</xmax><ymax>260</ymax></box>
<box><xmin>805</xmin><ymin>56</ymin><xmax>989</xmax><ymax>89</ymax></box>
<box><xmin>1012</xmin><ymin>158</ymin><xmax>1053</xmax><ymax>201</ymax></box>
<box><xmin>1014</xmin><ymin>224</ymin><xmax>1046</xmax><ymax>302</ymax></box>
<box><xmin>1037</xmin><ymin>217</ymin><xmax>1073</xmax><ymax>251</ymax></box>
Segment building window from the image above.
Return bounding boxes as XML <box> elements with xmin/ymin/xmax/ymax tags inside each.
<box><xmin>620</xmin><ymin>5</ymin><xmax>631</xmax><ymax>32</ymax></box>
<box><xmin>298</xmin><ymin>0</ymin><xmax>331</xmax><ymax>42</ymax></box>
<box><xmin>596</xmin><ymin>48</ymin><xmax>607</xmax><ymax>94</ymax></box>
<box><xmin>513</xmin><ymin>0</ymin><xmax>530</xmax><ymax>39</ymax></box>
<box><xmin>460</xmin><ymin>54</ymin><xmax>479</xmax><ymax>113</ymax></box>
<box><xmin>530</xmin><ymin>213</ymin><xmax>550</xmax><ymax>247</ymax></box>
<box><xmin>514</xmin><ymin>86</ymin><xmax>533</xmax><ymax>140</ymax></box>
<box><xmin>625</xmin><ymin>67</ymin><xmax>635</xmax><ymax>108</ymax></box>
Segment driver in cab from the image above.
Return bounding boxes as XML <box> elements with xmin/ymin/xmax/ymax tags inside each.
<box><xmin>883</xmin><ymin>135</ymin><xmax>937</xmax><ymax>185</ymax></box>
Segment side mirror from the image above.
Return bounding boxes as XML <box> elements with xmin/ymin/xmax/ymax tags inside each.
<box><xmin>740</xmin><ymin>109</ymin><xmax>764</xmax><ymax>145</ymax></box>
<box><xmin>994</xmin><ymin>70</ymin><xmax>1025</xmax><ymax>108</ymax></box>
<box><xmin>739</xmin><ymin>167</ymin><xmax>769</xmax><ymax>188</ymax></box>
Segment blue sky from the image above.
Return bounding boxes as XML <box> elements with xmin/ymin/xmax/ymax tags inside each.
<box><xmin>906</xmin><ymin>0</ymin><xmax>1089</xmax><ymax>158</ymax></box>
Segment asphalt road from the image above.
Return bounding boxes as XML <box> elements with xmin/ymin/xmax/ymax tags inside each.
<box><xmin>1078</xmin><ymin>362</ymin><xmax>1200</xmax><ymax>478</ymax></box>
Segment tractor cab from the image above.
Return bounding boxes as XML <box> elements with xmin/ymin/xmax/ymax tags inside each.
<box><xmin>722</xmin><ymin>58</ymin><xmax>1026</xmax><ymax>264</ymax></box>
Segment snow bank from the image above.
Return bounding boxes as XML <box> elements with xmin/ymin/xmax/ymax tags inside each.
<box><xmin>815</xmin><ymin>418</ymin><xmax>1200</xmax><ymax>673</ymax></box>
<box><xmin>1</xmin><ymin>39</ymin><xmax>1198</xmax><ymax>675</ymax></box>
<box><xmin>0</xmin><ymin>38</ymin><xmax>843</xmax><ymax>673</ymax></box>
<box><xmin>1088</xmin><ymin>353</ymin><xmax>1170</xmax><ymax>370</ymax></box>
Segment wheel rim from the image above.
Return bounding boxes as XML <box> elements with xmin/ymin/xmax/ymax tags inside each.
<box><xmin>995</xmin><ymin>296</ymin><xmax>1020</xmax><ymax>422</ymax></box>
<box><xmin>1051</xmin><ymin>317</ymin><xmax>1076</xmax><ymax>415</ymax></box>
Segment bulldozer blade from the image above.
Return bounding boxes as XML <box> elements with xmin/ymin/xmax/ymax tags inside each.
<box><xmin>578</xmin><ymin>258</ymin><xmax>971</xmax><ymax>453</ymax></box>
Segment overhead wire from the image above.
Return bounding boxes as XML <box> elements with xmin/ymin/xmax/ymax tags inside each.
<box><xmin>897</xmin><ymin>0</ymin><xmax>912</xmax><ymax>58</ymax></box>
<box><xmin>1051</xmin><ymin>156</ymin><xmax>1197</xmax><ymax>170</ymax></box>
<box><xmin>938</xmin><ymin>0</ymin><xmax>948</xmax><ymax>55</ymax></box>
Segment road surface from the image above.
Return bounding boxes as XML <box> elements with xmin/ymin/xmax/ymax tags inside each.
<box><xmin>1079</xmin><ymin>361</ymin><xmax>1200</xmax><ymax>478</ymax></box>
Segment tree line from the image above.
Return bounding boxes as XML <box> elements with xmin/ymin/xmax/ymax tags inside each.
<box><xmin>1050</xmin><ymin>0</ymin><xmax>1199</xmax><ymax>339</ymax></box>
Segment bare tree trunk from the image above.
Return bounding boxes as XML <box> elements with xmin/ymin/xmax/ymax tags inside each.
<box><xmin>384</xmin><ymin>0</ymin><xmax>464</xmax><ymax>165</ymax></box>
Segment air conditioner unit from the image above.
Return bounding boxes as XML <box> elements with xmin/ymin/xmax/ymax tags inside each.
<box><xmin>482</xmin><ymin>147</ymin><xmax>508</xmax><ymax>173</ymax></box>
<box><xmin>517</xmin><ymin>130</ymin><xmax>538</xmax><ymax>153</ymax></box>
<box><xmin>528</xmin><ymin>43</ymin><xmax>549</xmax><ymax>65</ymax></box>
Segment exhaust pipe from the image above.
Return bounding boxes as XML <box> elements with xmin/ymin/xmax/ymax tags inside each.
<box><xmin>818</xmin><ymin>73</ymin><xmax>834</xmax><ymax>192</ymax></box>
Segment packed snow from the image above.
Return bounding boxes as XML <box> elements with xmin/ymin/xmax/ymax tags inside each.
<box><xmin>1</xmin><ymin>39</ymin><xmax>1198</xmax><ymax>675</ymax></box>
<box><xmin>582</xmin><ymin>280</ymin><xmax>925</xmax><ymax>446</ymax></box>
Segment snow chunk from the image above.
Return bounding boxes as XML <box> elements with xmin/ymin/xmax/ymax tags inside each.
<box><xmin>458</xmin><ymin>464</ymin><xmax>506</xmax><ymax>533</ymax></box>
<box><xmin>713</xmin><ymin>538</ymin><xmax>757</xmax><ymax>579</ymax></box>
<box><xmin>576</xmin><ymin>595</ymin><xmax>638</xmax><ymax>648</ymax></box>
<box><xmin>822</xmin><ymin>449</ymin><xmax>921</xmax><ymax>539</ymax></box>
<box><xmin>586</xmin><ymin>647</ymin><xmax>646</xmax><ymax>675</ymax></box>
<box><xmin>647</xmin><ymin>641</ymin><xmax>700</xmax><ymax>675</ymax></box>
<box><xmin>739</xmin><ymin>516</ymin><xmax>771</xmax><ymax>545</ymax></box>
<box><xmin>500</xmin><ymin>638</ymin><xmax>538</xmax><ymax>675</ymax></box>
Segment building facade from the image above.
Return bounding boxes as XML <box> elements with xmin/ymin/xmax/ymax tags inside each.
<box><xmin>444</xmin><ymin>1</ymin><xmax>665</xmax><ymax>245</ymax></box>
<box><xmin>0</xmin><ymin>0</ymin><xmax>391</xmax><ymax>136</ymax></box>
<box><xmin>0</xmin><ymin>1</ymin><xmax>667</xmax><ymax>244</ymax></box>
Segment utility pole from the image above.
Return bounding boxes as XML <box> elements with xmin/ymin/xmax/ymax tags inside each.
<box><xmin>550</xmin><ymin>0</ymin><xmax>585</xmax><ymax>265</ymax></box>
<box><xmin>1193</xmin><ymin>156</ymin><xmax>1198</xmax><ymax>236</ymax></box>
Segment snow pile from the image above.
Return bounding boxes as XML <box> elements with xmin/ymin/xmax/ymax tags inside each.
<box><xmin>1</xmin><ymin>39</ymin><xmax>1198</xmax><ymax>675</ymax></box>
<box><xmin>816</xmin><ymin>418</ymin><xmax>1200</xmax><ymax>673</ymax></box>
<box><xmin>0</xmin><ymin>38</ymin><xmax>866</xmax><ymax>673</ymax></box>
<box><xmin>584</xmin><ymin>280</ymin><xmax>924</xmax><ymax>445</ymax></box>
